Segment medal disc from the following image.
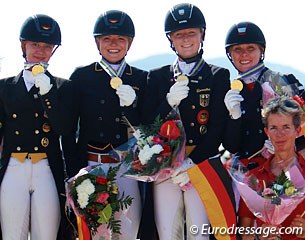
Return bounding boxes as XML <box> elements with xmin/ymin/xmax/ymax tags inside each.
<box><xmin>110</xmin><ymin>77</ymin><xmax>123</xmax><ymax>89</ymax></box>
<box><xmin>230</xmin><ymin>79</ymin><xmax>243</xmax><ymax>91</ymax></box>
<box><xmin>32</xmin><ymin>64</ymin><xmax>45</xmax><ymax>76</ymax></box>
<box><xmin>176</xmin><ymin>75</ymin><xmax>189</xmax><ymax>85</ymax></box>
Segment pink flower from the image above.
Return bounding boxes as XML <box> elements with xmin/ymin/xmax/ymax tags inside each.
<box><xmin>262</xmin><ymin>188</ymin><xmax>275</xmax><ymax>197</ymax></box>
<box><xmin>152</xmin><ymin>136</ymin><xmax>164</xmax><ymax>144</ymax></box>
<box><xmin>156</xmin><ymin>156</ymin><xmax>163</xmax><ymax>163</ymax></box>
<box><xmin>96</xmin><ymin>192</ymin><xmax>109</xmax><ymax>204</ymax></box>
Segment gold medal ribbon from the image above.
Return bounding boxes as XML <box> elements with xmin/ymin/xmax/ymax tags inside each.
<box><xmin>173</xmin><ymin>57</ymin><xmax>205</xmax><ymax>80</ymax></box>
<box><xmin>24</xmin><ymin>61</ymin><xmax>49</xmax><ymax>71</ymax></box>
<box><xmin>236</xmin><ymin>62</ymin><xmax>265</xmax><ymax>81</ymax></box>
<box><xmin>99</xmin><ymin>58</ymin><xmax>126</xmax><ymax>79</ymax></box>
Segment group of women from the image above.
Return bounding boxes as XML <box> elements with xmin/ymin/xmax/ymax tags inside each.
<box><xmin>0</xmin><ymin>2</ymin><xmax>304</xmax><ymax>240</ymax></box>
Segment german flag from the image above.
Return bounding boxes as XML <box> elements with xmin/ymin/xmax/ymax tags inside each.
<box><xmin>77</xmin><ymin>216</ymin><xmax>91</xmax><ymax>240</ymax></box>
<box><xmin>187</xmin><ymin>157</ymin><xmax>237</xmax><ymax>240</ymax></box>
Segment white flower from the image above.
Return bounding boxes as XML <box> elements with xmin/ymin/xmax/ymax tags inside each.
<box><xmin>76</xmin><ymin>179</ymin><xmax>95</xmax><ymax>195</ymax></box>
<box><xmin>146</xmin><ymin>136</ymin><xmax>154</xmax><ymax>145</ymax></box>
<box><xmin>76</xmin><ymin>179</ymin><xmax>95</xmax><ymax>208</ymax></box>
<box><xmin>138</xmin><ymin>144</ymin><xmax>163</xmax><ymax>165</ymax></box>
<box><xmin>137</xmin><ymin>138</ymin><xmax>147</xmax><ymax>149</ymax></box>
<box><xmin>77</xmin><ymin>193</ymin><xmax>89</xmax><ymax>208</ymax></box>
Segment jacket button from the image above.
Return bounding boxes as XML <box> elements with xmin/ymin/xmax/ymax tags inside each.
<box><xmin>12</xmin><ymin>114</ymin><xmax>17</xmax><ymax>118</ymax></box>
<box><xmin>188</xmin><ymin>139</ymin><xmax>193</xmax><ymax>144</ymax></box>
<box><xmin>191</xmin><ymin>105</ymin><xmax>195</xmax><ymax>109</ymax></box>
<box><xmin>35</xmin><ymin>113</ymin><xmax>39</xmax><ymax>117</ymax></box>
<box><xmin>15</xmin><ymin>131</ymin><xmax>19</xmax><ymax>135</ymax></box>
<box><xmin>116</xmin><ymin>134</ymin><xmax>121</xmax><ymax>139</ymax></box>
<box><xmin>115</xmin><ymin>118</ymin><xmax>120</xmax><ymax>122</ymax></box>
<box><xmin>98</xmin><ymin>117</ymin><xmax>103</xmax><ymax>121</ymax></box>
<box><xmin>34</xmin><ymin>147</ymin><xmax>38</xmax><ymax>151</ymax></box>
<box><xmin>190</xmin><ymin>122</ymin><xmax>195</xmax><ymax>127</ymax></box>
<box><xmin>16</xmin><ymin>147</ymin><xmax>21</xmax><ymax>151</ymax></box>
<box><xmin>35</xmin><ymin>130</ymin><xmax>39</xmax><ymax>134</ymax></box>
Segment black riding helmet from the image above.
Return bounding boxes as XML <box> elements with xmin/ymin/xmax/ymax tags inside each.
<box><xmin>93</xmin><ymin>10</ymin><xmax>135</xmax><ymax>38</ymax></box>
<box><xmin>164</xmin><ymin>3</ymin><xmax>206</xmax><ymax>63</ymax></box>
<box><xmin>20</xmin><ymin>14</ymin><xmax>61</xmax><ymax>45</ymax></box>
<box><xmin>20</xmin><ymin>14</ymin><xmax>61</xmax><ymax>59</ymax></box>
<box><xmin>225</xmin><ymin>21</ymin><xmax>266</xmax><ymax>62</ymax></box>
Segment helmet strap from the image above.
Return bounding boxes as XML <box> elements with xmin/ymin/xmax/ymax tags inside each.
<box><xmin>21</xmin><ymin>41</ymin><xmax>59</xmax><ymax>59</ymax></box>
<box><xmin>51</xmin><ymin>45</ymin><xmax>59</xmax><ymax>56</ymax></box>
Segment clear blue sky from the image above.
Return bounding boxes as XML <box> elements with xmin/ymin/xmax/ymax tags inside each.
<box><xmin>0</xmin><ymin>0</ymin><xmax>304</xmax><ymax>79</ymax></box>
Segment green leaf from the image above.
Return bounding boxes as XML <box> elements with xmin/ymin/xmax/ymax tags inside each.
<box><xmin>275</xmin><ymin>170</ymin><xmax>289</xmax><ymax>185</ymax></box>
<box><xmin>97</xmin><ymin>204</ymin><xmax>112</xmax><ymax>224</ymax></box>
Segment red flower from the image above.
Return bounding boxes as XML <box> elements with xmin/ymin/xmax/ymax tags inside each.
<box><xmin>152</xmin><ymin>136</ymin><xmax>164</xmax><ymax>144</ymax></box>
<box><xmin>159</xmin><ymin>120</ymin><xmax>180</xmax><ymax>141</ymax></box>
<box><xmin>96</xmin><ymin>192</ymin><xmax>109</xmax><ymax>204</ymax></box>
<box><xmin>292</xmin><ymin>95</ymin><xmax>305</xmax><ymax>111</ymax></box>
<box><xmin>161</xmin><ymin>144</ymin><xmax>171</xmax><ymax>157</ymax></box>
<box><xmin>132</xmin><ymin>159</ymin><xmax>145</xmax><ymax>171</ymax></box>
<box><xmin>96</xmin><ymin>176</ymin><xmax>108</xmax><ymax>185</ymax></box>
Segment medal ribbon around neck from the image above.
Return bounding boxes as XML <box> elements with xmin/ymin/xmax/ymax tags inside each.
<box><xmin>99</xmin><ymin>58</ymin><xmax>126</xmax><ymax>79</ymax></box>
<box><xmin>24</xmin><ymin>62</ymin><xmax>49</xmax><ymax>71</ymax></box>
<box><xmin>99</xmin><ymin>58</ymin><xmax>127</xmax><ymax>89</ymax></box>
<box><xmin>173</xmin><ymin>57</ymin><xmax>205</xmax><ymax>81</ymax></box>
<box><xmin>237</xmin><ymin>62</ymin><xmax>265</xmax><ymax>81</ymax></box>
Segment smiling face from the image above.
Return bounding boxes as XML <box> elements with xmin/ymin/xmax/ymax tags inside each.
<box><xmin>22</xmin><ymin>41</ymin><xmax>55</xmax><ymax>63</ymax></box>
<box><xmin>229</xmin><ymin>43</ymin><xmax>263</xmax><ymax>73</ymax></box>
<box><xmin>264</xmin><ymin>113</ymin><xmax>301</xmax><ymax>154</ymax></box>
<box><xmin>95</xmin><ymin>35</ymin><xmax>132</xmax><ymax>63</ymax></box>
<box><xmin>169</xmin><ymin>28</ymin><xmax>202</xmax><ymax>59</ymax></box>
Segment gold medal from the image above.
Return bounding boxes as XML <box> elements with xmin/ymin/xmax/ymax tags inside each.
<box><xmin>110</xmin><ymin>77</ymin><xmax>123</xmax><ymax>89</ymax></box>
<box><xmin>42</xmin><ymin>123</ymin><xmax>51</xmax><ymax>133</ymax></box>
<box><xmin>41</xmin><ymin>137</ymin><xmax>49</xmax><ymax>147</ymax></box>
<box><xmin>32</xmin><ymin>64</ymin><xmax>45</xmax><ymax>76</ymax></box>
<box><xmin>230</xmin><ymin>79</ymin><xmax>243</xmax><ymax>91</ymax></box>
<box><xmin>176</xmin><ymin>75</ymin><xmax>189</xmax><ymax>85</ymax></box>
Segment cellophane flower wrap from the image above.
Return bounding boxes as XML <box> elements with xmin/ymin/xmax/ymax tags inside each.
<box><xmin>260</xmin><ymin>70</ymin><xmax>299</xmax><ymax>106</ymax></box>
<box><xmin>122</xmin><ymin>108</ymin><xmax>186</xmax><ymax>182</ymax></box>
<box><xmin>229</xmin><ymin>163</ymin><xmax>305</xmax><ymax>226</ymax></box>
<box><xmin>66</xmin><ymin>164</ymin><xmax>133</xmax><ymax>237</ymax></box>
<box><xmin>260</xmin><ymin>70</ymin><xmax>305</xmax><ymax>138</ymax></box>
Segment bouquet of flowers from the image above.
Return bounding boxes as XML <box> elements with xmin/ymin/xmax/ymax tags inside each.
<box><xmin>121</xmin><ymin>108</ymin><xmax>186</xmax><ymax>182</ymax></box>
<box><xmin>66</xmin><ymin>164</ymin><xmax>133</xmax><ymax>238</ymax></box>
<box><xmin>229</xmin><ymin>163</ymin><xmax>305</xmax><ymax>225</ymax></box>
<box><xmin>260</xmin><ymin>70</ymin><xmax>300</xmax><ymax>106</ymax></box>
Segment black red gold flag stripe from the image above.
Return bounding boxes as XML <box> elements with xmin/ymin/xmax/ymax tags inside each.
<box><xmin>187</xmin><ymin>157</ymin><xmax>237</xmax><ymax>240</ymax></box>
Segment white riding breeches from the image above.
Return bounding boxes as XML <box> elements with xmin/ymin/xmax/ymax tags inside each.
<box><xmin>0</xmin><ymin>157</ymin><xmax>60</xmax><ymax>240</ymax></box>
<box><xmin>154</xmin><ymin>178</ymin><xmax>210</xmax><ymax>240</ymax></box>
